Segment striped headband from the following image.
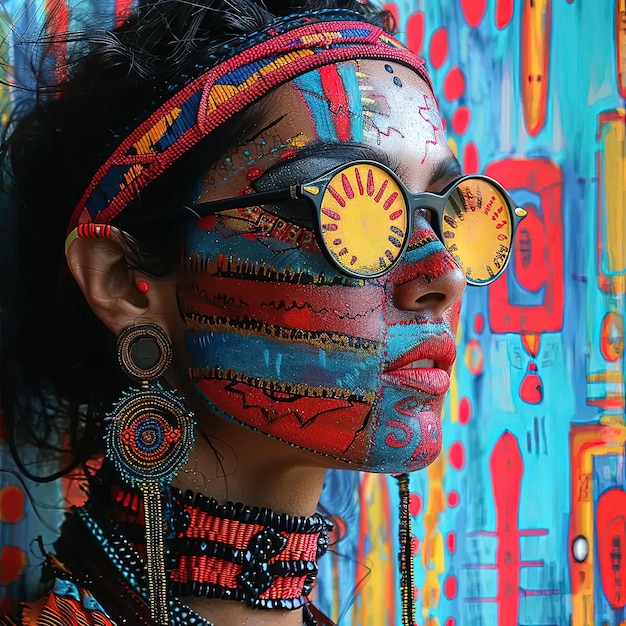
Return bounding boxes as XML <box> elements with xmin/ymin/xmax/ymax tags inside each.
<box><xmin>66</xmin><ymin>9</ymin><xmax>432</xmax><ymax>235</ymax></box>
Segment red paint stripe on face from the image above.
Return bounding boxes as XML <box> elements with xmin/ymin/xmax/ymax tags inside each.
<box><xmin>179</xmin><ymin>276</ymin><xmax>384</xmax><ymax>339</ymax></box>
<box><xmin>318</xmin><ymin>65</ymin><xmax>352</xmax><ymax>142</ymax></box>
<box><xmin>196</xmin><ymin>378</ymin><xmax>371</xmax><ymax>462</ymax></box>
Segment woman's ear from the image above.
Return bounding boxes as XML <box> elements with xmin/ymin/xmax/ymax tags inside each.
<box><xmin>66</xmin><ymin>229</ymin><xmax>179</xmax><ymax>337</ymax></box>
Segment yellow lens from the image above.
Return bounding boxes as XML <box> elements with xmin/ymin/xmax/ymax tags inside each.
<box><xmin>319</xmin><ymin>164</ymin><xmax>408</xmax><ymax>276</ymax></box>
<box><xmin>442</xmin><ymin>178</ymin><xmax>513</xmax><ymax>283</ymax></box>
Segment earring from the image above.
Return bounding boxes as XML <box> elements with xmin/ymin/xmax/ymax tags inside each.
<box><xmin>105</xmin><ymin>323</ymin><xmax>194</xmax><ymax>626</ymax></box>
<box><xmin>396</xmin><ymin>473</ymin><xmax>415</xmax><ymax>626</ymax></box>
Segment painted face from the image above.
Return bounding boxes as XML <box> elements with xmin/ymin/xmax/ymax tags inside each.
<box><xmin>177</xmin><ymin>60</ymin><xmax>466</xmax><ymax>473</ymax></box>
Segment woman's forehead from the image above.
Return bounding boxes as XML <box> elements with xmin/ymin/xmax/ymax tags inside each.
<box><xmin>199</xmin><ymin>59</ymin><xmax>452</xmax><ymax>201</ymax></box>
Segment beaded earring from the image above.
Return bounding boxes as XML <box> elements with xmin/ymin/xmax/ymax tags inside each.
<box><xmin>396</xmin><ymin>473</ymin><xmax>415</xmax><ymax>626</ymax></box>
<box><xmin>106</xmin><ymin>323</ymin><xmax>195</xmax><ymax>625</ymax></box>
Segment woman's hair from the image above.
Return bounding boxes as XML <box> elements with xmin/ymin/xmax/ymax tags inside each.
<box><xmin>0</xmin><ymin>0</ymin><xmax>394</xmax><ymax>481</ymax></box>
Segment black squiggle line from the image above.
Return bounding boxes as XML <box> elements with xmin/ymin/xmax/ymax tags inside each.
<box><xmin>264</xmin><ymin>299</ymin><xmax>330</xmax><ymax>314</ymax></box>
<box><xmin>193</xmin><ymin>287</ymin><xmax>249</xmax><ymax>308</ymax></box>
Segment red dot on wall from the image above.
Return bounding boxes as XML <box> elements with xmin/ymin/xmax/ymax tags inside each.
<box><xmin>407</xmin><ymin>11</ymin><xmax>425</xmax><ymax>55</ymax></box>
<box><xmin>495</xmin><ymin>0</ymin><xmax>514</xmax><ymax>29</ymax></box>
<box><xmin>447</xmin><ymin>490</ymin><xmax>460</xmax><ymax>508</ymax></box>
<box><xmin>0</xmin><ymin>545</ymin><xmax>27</xmax><ymax>586</ymax></box>
<box><xmin>409</xmin><ymin>493</ymin><xmax>422</xmax><ymax>517</ymax></box>
<box><xmin>445</xmin><ymin>618</ymin><xmax>456</xmax><ymax>626</ymax></box>
<box><xmin>383</xmin><ymin>3</ymin><xmax>399</xmax><ymax>28</ymax></box>
<box><xmin>0</xmin><ymin>485</ymin><xmax>26</xmax><ymax>524</ymax></box>
<box><xmin>474</xmin><ymin>313</ymin><xmax>485</xmax><ymax>334</ymax></box>
<box><xmin>458</xmin><ymin>397</ymin><xmax>472</xmax><ymax>425</ymax></box>
<box><xmin>446</xmin><ymin>531</ymin><xmax>457</xmax><ymax>554</ymax></box>
<box><xmin>443</xmin><ymin>66</ymin><xmax>466</xmax><ymax>101</ymax></box>
<box><xmin>460</xmin><ymin>0</ymin><xmax>487</xmax><ymax>28</ymax></box>
<box><xmin>451</xmin><ymin>106</ymin><xmax>471</xmax><ymax>134</ymax></box>
<box><xmin>429</xmin><ymin>27</ymin><xmax>449</xmax><ymax>69</ymax></box>
<box><xmin>449</xmin><ymin>441</ymin><xmax>465</xmax><ymax>470</ymax></box>
<box><xmin>444</xmin><ymin>575</ymin><xmax>458</xmax><ymax>599</ymax></box>
<box><xmin>463</xmin><ymin>141</ymin><xmax>480</xmax><ymax>174</ymax></box>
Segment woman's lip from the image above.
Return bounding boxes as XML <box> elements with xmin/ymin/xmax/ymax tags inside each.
<box><xmin>380</xmin><ymin>368</ymin><xmax>451</xmax><ymax>395</ymax></box>
<box><xmin>383</xmin><ymin>335</ymin><xmax>457</xmax><ymax>373</ymax></box>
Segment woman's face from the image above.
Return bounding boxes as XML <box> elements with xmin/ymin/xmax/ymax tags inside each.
<box><xmin>177</xmin><ymin>59</ymin><xmax>466</xmax><ymax>473</ymax></box>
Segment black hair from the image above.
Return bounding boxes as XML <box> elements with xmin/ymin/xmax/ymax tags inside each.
<box><xmin>0</xmin><ymin>0</ymin><xmax>394</xmax><ymax>481</ymax></box>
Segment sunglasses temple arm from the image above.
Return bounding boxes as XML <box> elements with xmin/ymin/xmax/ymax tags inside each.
<box><xmin>193</xmin><ymin>186</ymin><xmax>297</xmax><ymax>216</ymax></box>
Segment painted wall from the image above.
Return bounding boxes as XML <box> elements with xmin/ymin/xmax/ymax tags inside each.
<box><xmin>1</xmin><ymin>1</ymin><xmax>625</xmax><ymax>625</ymax></box>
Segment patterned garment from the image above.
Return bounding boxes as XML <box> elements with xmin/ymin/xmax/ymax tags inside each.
<box><xmin>0</xmin><ymin>497</ymin><xmax>333</xmax><ymax>626</ymax></box>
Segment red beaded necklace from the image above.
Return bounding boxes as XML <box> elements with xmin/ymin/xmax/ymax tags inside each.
<box><xmin>167</xmin><ymin>489</ymin><xmax>332</xmax><ymax>612</ymax></box>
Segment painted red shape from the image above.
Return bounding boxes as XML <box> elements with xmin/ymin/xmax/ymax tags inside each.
<box><xmin>115</xmin><ymin>0</ymin><xmax>134</xmax><ymax>26</ymax></box>
<box><xmin>474</xmin><ymin>313</ymin><xmax>485</xmax><ymax>334</ymax></box>
<box><xmin>443</xmin><ymin>67</ymin><xmax>466</xmax><ymax>101</ymax></box>
<box><xmin>383</xmin><ymin>3</ymin><xmax>399</xmax><ymax>27</ymax></box>
<box><xmin>444</xmin><ymin>575</ymin><xmax>458</xmax><ymax>599</ymax></box>
<box><xmin>495</xmin><ymin>0</ymin><xmax>514</xmax><ymax>29</ymax></box>
<box><xmin>460</xmin><ymin>0</ymin><xmax>487</xmax><ymax>27</ymax></box>
<box><xmin>446</xmin><ymin>531</ymin><xmax>457</xmax><ymax>554</ymax></box>
<box><xmin>409</xmin><ymin>493</ymin><xmax>422</xmax><ymax>517</ymax></box>
<box><xmin>198</xmin><ymin>378</ymin><xmax>371</xmax><ymax>462</ymax></box>
<box><xmin>486</xmin><ymin>158</ymin><xmax>564</xmax><ymax>333</ymax></box>
<box><xmin>597</xmin><ymin>488</ymin><xmax>626</xmax><ymax>609</ymax></box>
<box><xmin>513</xmin><ymin>205</ymin><xmax>549</xmax><ymax>292</ymax></box>
<box><xmin>429</xmin><ymin>27</ymin><xmax>449</xmax><ymax>69</ymax></box>
<box><xmin>458</xmin><ymin>397</ymin><xmax>471</xmax><ymax>425</ymax></box>
<box><xmin>490</xmin><ymin>431</ymin><xmax>523</xmax><ymax>626</ymax></box>
<box><xmin>447</xmin><ymin>490</ymin><xmax>460</xmax><ymax>508</ymax></box>
<box><xmin>519</xmin><ymin>366</ymin><xmax>543</xmax><ymax>404</ymax></box>
<box><xmin>318</xmin><ymin>65</ymin><xmax>352</xmax><ymax>142</ymax></box>
<box><xmin>407</xmin><ymin>11</ymin><xmax>425</xmax><ymax>55</ymax></box>
<box><xmin>451</xmin><ymin>106</ymin><xmax>471</xmax><ymax>134</ymax></box>
<box><xmin>463</xmin><ymin>142</ymin><xmax>480</xmax><ymax>174</ymax></box>
<box><xmin>449</xmin><ymin>441</ymin><xmax>465</xmax><ymax>470</ymax></box>
<box><xmin>445</xmin><ymin>619</ymin><xmax>456</xmax><ymax>626</ymax></box>
<box><xmin>0</xmin><ymin>485</ymin><xmax>26</xmax><ymax>523</ymax></box>
<box><xmin>0</xmin><ymin>545</ymin><xmax>27</xmax><ymax>585</ymax></box>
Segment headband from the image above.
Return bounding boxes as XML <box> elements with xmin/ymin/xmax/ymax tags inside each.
<box><xmin>67</xmin><ymin>9</ymin><xmax>432</xmax><ymax>235</ymax></box>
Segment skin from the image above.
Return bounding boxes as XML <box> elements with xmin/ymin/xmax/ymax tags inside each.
<box><xmin>67</xmin><ymin>60</ymin><xmax>465</xmax><ymax>625</ymax></box>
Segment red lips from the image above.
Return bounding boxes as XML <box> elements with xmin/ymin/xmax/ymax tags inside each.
<box><xmin>380</xmin><ymin>335</ymin><xmax>457</xmax><ymax>395</ymax></box>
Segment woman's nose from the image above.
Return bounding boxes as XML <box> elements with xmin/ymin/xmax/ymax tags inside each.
<box><xmin>391</xmin><ymin>246</ymin><xmax>466</xmax><ymax>320</ymax></box>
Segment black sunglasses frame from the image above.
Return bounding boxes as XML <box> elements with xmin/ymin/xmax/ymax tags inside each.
<box><xmin>191</xmin><ymin>160</ymin><xmax>527</xmax><ymax>285</ymax></box>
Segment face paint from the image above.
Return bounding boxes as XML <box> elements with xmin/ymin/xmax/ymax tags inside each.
<box><xmin>177</xmin><ymin>60</ymin><xmax>466</xmax><ymax>473</ymax></box>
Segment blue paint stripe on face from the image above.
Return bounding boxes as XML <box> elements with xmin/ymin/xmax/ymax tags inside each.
<box><xmin>185</xmin><ymin>330</ymin><xmax>379</xmax><ymax>391</ymax></box>
<box><xmin>338</xmin><ymin>63</ymin><xmax>363</xmax><ymax>142</ymax></box>
<box><xmin>293</xmin><ymin>70</ymin><xmax>338</xmax><ymax>142</ymax></box>
<box><xmin>402</xmin><ymin>236</ymin><xmax>447</xmax><ymax>264</ymax></box>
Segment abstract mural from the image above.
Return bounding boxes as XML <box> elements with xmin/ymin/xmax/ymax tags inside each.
<box><xmin>1</xmin><ymin>1</ymin><xmax>624</xmax><ymax>625</ymax></box>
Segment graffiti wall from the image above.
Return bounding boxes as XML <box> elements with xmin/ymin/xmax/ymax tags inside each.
<box><xmin>1</xmin><ymin>1</ymin><xmax>624</xmax><ymax>625</ymax></box>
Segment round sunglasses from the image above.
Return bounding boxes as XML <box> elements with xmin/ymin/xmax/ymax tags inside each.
<box><xmin>192</xmin><ymin>160</ymin><xmax>527</xmax><ymax>285</ymax></box>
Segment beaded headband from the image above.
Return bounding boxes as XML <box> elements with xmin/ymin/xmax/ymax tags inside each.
<box><xmin>66</xmin><ymin>9</ymin><xmax>432</xmax><ymax>236</ymax></box>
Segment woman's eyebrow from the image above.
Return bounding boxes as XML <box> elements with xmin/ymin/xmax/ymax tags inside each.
<box><xmin>427</xmin><ymin>156</ymin><xmax>463</xmax><ymax>186</ymax></box>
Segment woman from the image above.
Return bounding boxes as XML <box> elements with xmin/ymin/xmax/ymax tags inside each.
<box><xmin>0</xmin><ymin>0</ymin><xmax>523</xmax><ymax>624</ymax></box>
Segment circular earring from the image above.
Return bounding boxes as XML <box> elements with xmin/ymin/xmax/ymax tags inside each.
<box><xmin>107</xmin><ymin>323</ymin><xmax>193</xmax><ymax>485</ymax></box>
<box><xmin>105</xmin><ymin>323</ymin><xmax>194</xmax><ymax>625</ymax></box>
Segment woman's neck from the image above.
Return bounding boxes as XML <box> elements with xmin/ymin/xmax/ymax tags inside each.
<box><xmin>170</xmin><ymin>414</ymin><xmax>328</xmax><ymax>625</ymax></box>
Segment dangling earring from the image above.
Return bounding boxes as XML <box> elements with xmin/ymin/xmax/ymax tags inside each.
<box><xmin>396</xmin><ymin>473</ymin><xmax>415</xmax><ymax>626</ymax></box>
<box><xmin>106</xmin><ymin>323</ymin><xmax>194</xmax><ymax>626</ymax></box>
